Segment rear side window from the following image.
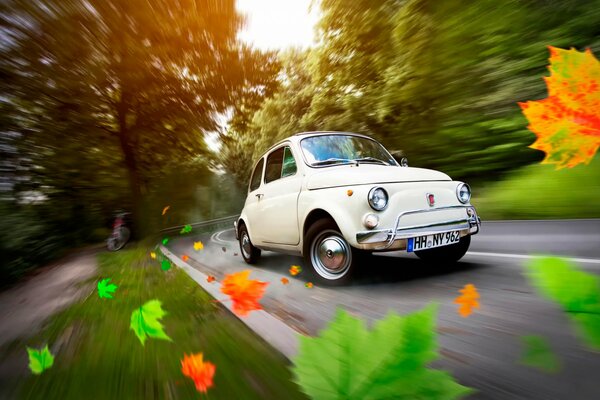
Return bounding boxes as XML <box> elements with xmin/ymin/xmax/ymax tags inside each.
<box><xmin>282</xmin><ymin>147</ymin><xmax>297</xmax><ymax>178</ymax></box>
<box><xmin>249</xmin><ymin>158</ymin><xmax>264</xmax><ymax>192</ymax></box>
<box><xmin>265</xmin><ymin>147</ymin><xmax>285</xmax><ymax>183</ymax></box>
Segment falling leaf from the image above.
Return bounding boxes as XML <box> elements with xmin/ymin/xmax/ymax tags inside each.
<box><xmin>27</xmin><ymin>345</ymin><xmax>54</xmax><ymax>375</ymax></box>
<box><xmin>162</xmin><ymin>237</ymin><xmax>169</xmax><ymax>245</ymax></box>
<box><xmin>281</xmin><ymin>277</ymin><xmax>289</xmax><ymax>285</ymax></box>
<box><xmin>454</xmin><ymin>284</ymin><xmax>480</xmax><ymax>317</ymax></box>
<box><xmin>525</xmin><ymin>256</ymin><xmax>600</xmax><ymax>349</ymax></box>
<box><xmin>519</xmin><ymin>47</ymin><xmax>600</xmax><ymax>168</ymax></box>
<box><xmin>162</xmin><ymin>206</ymin><xmax>170</xmax><ymax>216</ymax></box>
<box><xmin>289</xmin><ymin>265</ymin><xmax>302</xmax><ymax>276</ymax></box>
<box><xmin>305</xmin><ymin>282</ymin><xmax>313</xmax><ymax>288</ymax></box>
<box><xmin>207</xmin><ymin>275</ymin><xmax>216</xmax><ymax>283</ymax></box>
<box><xmin>347</xmin><ymin>189</ymin><xmax>354</xmax><ymax>196</ymax></box>
<box><xmin>150</xmin><ymin>252</ymin><xmax>156</xmax><ymax>259</ymax></box>
<box><xmin>180</xmin><ymin>225</ymin><xmax>192</xmax><ymax>234</ymax></box>
<box><xmin>161</xmin><ymin>260</ymin><xmax>171</xmax><ymax>271</ymax></box>
<box><xmin>519</xmin><ymin>335</ymin><xmax>560</xmax><ymax>373</ymax></box>
<box><xmin>221</xmin><ymin>270</ymin><xmax>268</xmax><ymax>317</ymax></box>
<box><xmin>222</xmin><ymin>246</ymin><xmax>226</xmax><ymax>252</ymax></box>
<box><xmin>182</xmin><ymin>255</ymin><xmax>189</xmax><ymax>262</ymax></box>
<box><xmin>234</xmin><ymin>252</ymin><xmax>238</xmax><ymax>256</ymax></box>
<box><xmin>194</xmin><ymin>241</ymin><xmax>204</xmax><ymax>251</ymax></box>
<box><xmin>293</xmin><ymin>304</ymin><xmax>472</xmax><ymax>399</ymax></box>
<box><xmin>97</xmin><ymin>278</ymin><xmax>118</xmax><ymax>299</ymax></box>
<box><xmin>181</xmin><ymin>353</ymin><xmax>216</xmax><ymax>393</ymax></box>
<box><xmin>130</xmin><ymin>300</ymin><xmax>172</xmax><ymax>346</ymax></box>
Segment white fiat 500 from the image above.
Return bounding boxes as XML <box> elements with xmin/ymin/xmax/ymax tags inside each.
<box><xmin>234</xmin><ymin>131</ymin><xmax>480</xmax><ymax>285</ymax></box>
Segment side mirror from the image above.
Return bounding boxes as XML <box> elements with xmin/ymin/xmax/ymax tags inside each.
<box><xmin>390</xmin><ymin>150</ymin><xmax>408</xmax><ymax>167</ymax></box>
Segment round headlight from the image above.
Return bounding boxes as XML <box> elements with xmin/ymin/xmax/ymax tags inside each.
<box><xmin>368</xmin><ymin>187</ymin><xmax>388</xmax><ymax>211</ymax></box>
<box><xmin>456</xmin><ymin>183</ymin><xmax>471</xmax><ymax>204</ymax></box>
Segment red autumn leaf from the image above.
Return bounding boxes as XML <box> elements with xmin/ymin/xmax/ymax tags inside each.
<box><xmin>454</xmin><ymin>284</ymin><xmax>480</xmax><ymax>317</ymax></box>
<box><xmin>519</xmin><ymin>46</ymin><xmax>600</xmax><ymax>168</ymax></box>
<box><xmin>281</xmin><ymin>277</ymin><xmax>289</xmax><ymax>285</ymax></box>
<box><xmin>289</xmin><ymin>265</ymin><xmax>302</xmax><ymax>276</ymax></box>
<box><xmin>181</xmin><ymin>353</ymin><xmax>216</xmax><ymax>393</ymax></box>
<box><xmin>305</xmin><ymin>282</ymin><xmax>313</xmax><ymax>288</ymax></box>
<box><xmin>221</xmin><ymin>270</ymin><xmax>268</xmax><ymax>317</ymax></box>
<box><xmin>207</xmin><ymin>275</ymin><xmax>216</xmax><ymax>283</ymax></box>
<box><xmin>181</xmin><ymin>255</ymin><xmax>189</xmax><ymax>262</ymax></box>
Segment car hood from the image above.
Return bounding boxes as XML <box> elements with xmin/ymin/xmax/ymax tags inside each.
<box><xmin>306</xmin><ymin>164</ymin><xmax>451</xmax><ymax>190</ymax></box>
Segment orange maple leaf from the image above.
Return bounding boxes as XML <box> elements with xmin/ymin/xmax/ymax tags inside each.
<box><xmin>221</xmin><ymin>270</ymin><xmax>268</xmax><ymax>317</ymax></box>
<box><xmin>162</xmin><ymin>206</ymin><xmax>170</xmax><ymax>216</ymax></box>
<box><xmin>281</xmin><ymin>277</ymin><xmax>289</xmax><ymax>285</ymax></box>
<box><xmin>207</xmin><ymin>275</ymin><xmax>216</xmax><ymax>283</ymax></box>
<box><xmin>289</xmin><ymin>265</ymin><xmax>302</xmax><ymax>276</ymax></box>
<box><xmin>181</xmin><ymin>255</ymin><xmax>189</xmax><ymax>262</ymax></box>
<box><xmin>519</xmin><ymin>46</ymin><xmax>600</xmax><ymax>168</ymax></box>
<box><xmin>454</xmin><ymin>284</ymin><xmax>480</xmax><ymax>317</ymax></box>
<box><xmin>305</xmin><ymin>282</ymin><xmax>313</xmax><ymax>288</ymax></box>
<box><xmin>181</xmin><ymin>353</ymin><xmax>216</xmax><ymax>393</ymax></box>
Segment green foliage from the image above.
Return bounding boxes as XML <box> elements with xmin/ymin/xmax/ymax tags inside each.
<box><xmin>180</xmin><ymin>224</ymin><xmax>192</xmax><ymax>234</ymax></box>
<box><xmin>26</xmin><ymin>345</ymin><xmax>54</xmax><ymax>375</ymax></box>
<box><xmin>525</xmin><ymin>257</ymin><xmax>600</xmax><ymax>350</ymax></box>
<box><xmin>519</xmin><ymin>335</ymin><xmax>560</xmax><ymax>373</ymax></box>
<box><xmin>160</xmin><ymin>260</ymin><xmax>171</xmax><ymax>271</ymax></box>
<box><xmin>130</xmin><ymin>299</ymin><xmax>172</xmax><ymax>346</ymax></box>
<box><xmin>97</xmin><ymin>278</ymin><xmax>118</xmax><ymax>299</ymax></box>
<box><xmin>292</xmin><ymin>304</ymin><xmax>472</xmax><ymax>400</ymax></box>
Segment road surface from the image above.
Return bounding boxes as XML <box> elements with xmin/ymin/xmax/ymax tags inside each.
<box><xmin>166</xmin><ymin>220</ymin><xmax>600</xmax><ymax>400</ymax></box>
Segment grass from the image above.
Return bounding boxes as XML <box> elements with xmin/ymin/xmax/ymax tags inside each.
<box><xmin>472</xmin><ymin>156</ymin><xmax>600</xmax><ymax>220</ymax></box>
<box><xmin>15</xmin><ymin>246</ymin><xmax>307</xmax><ymax>399</ymax></box>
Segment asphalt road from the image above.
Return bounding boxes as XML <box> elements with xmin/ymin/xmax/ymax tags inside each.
<box><xmin>166</xmin><ymin>220</ymin><xmax>600</xmax><ymax>400</ymax></box>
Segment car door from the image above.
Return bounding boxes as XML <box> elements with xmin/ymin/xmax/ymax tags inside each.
<box><xmin>254</xmin><ymin>145</ymin><xmax>302</xmax><ymax>245</ymax></box>
<box><xmin>244</xmin><ymin>157</ymin><xmax>265</xmax><ymax>244</ymax></box>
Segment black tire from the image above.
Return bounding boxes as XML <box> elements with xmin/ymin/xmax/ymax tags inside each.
<box><xmin>415</xmin><ymin>234</ymin><xmax>471</xmax><ymax>263</ymax></box>
<box><xmin>238</xmin><ymin>223</ymin><xmax>261</xmax><ymax>264</ymax></box>
<box><xmin>303</xmin><ymin>218</ymin><xmax>361</xmax><ymax>286</ymax></box>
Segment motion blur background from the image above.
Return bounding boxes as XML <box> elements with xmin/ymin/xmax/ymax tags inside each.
<box><xmin>1</xmin><ymin>0</ymin><xmax>599</xmax><ymax>284</ymax></box>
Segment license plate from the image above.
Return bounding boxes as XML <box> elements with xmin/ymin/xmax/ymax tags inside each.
<box><xmin>407</xmin><ymin>231</ymin><xmax>461</xmax><ymax>252</ymax></box>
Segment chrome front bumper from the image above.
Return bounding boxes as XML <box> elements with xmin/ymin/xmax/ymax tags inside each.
<box><xmin>356</xmin><ymin>205</ymin><xmax>481</xmax><ymax>251</ymax></box>
<box><xmin>233</xmin><ymin>220</ymin><xmax>239</xmax><ymax>240</ymax></box>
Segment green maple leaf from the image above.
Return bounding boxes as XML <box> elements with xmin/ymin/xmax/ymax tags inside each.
<box><xmin>180</xmin><ymin>224</ymin><xmax>192</xmax><ymax>234</ymax></box>
<box><xmin>292</xmin><ymin>304</ymin><xmax>472</xmax><ymax>400</ymax></box>
<box><xmin>130</xmin><ymin>300</ymin><xmax>172</xmax><ymax>346</ymax></box>
<box><xmin>27</xmin><ymin>345</ymin><xmax>54</xmax><ymax>375</ymax></box>
<box><xmin>97</xmin><ymin>278</ymin><xmax>118</xmax><ymax>299</ymax></box>
<box><xmin>525</xmin><ymin>256</ymin><xmax>600</xmax><ymax>350</ymax></box>
<box><xmin>161</xmin><ymin>260</ymin><xmax>171</xmax><ymax>271</ymax></box>
<box><xmin>162</xmin><ymin>237</ymin><xmax>169</xmax><ymax>245</ymax></box>
<box><xmin>519</xmin><ymin>335</ymin><xmax>560</xmax><ymax>373</ymax></box>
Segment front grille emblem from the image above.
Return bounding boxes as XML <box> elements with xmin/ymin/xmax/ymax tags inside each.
<box><xmin>426</xmin><ymin>193</ymin><xmax>435</xmax><ymax>207</ymax></box>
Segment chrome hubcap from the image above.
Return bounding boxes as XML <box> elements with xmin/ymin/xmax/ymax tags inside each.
<box><xmin>311</xmin><ymin>230</ymin><xmax>351</xmax><ymax>280</ymax></box>
<box><xmin>241</xmin><ymin>232</ymin><xmax>252</xmax><ymax>258</ymax></box>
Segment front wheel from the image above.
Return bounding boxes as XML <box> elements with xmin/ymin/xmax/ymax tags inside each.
<box><xmin>415</xmin><ymin>234</ymin><xmax>471</xmax><ymax>263</ymax></box>
<box><xmin>303</xmin><ymin>219</ymin><xmax>361</xmax><ymax>286</ymax></box>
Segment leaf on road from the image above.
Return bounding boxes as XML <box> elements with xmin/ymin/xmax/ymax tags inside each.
<box><xmin>221</xmin><ymin>270</ymin><xmax>268</xmax><ymax>317</ymax></box>
<box><xmin>519</xmin><ymin>335</ymin><xmax>560</xmax><ymax>373</ymax></box>
<box><xmin>182</xmin><ymin>255</ymin><xmax>189</xmax><ymax>262</ymax></box>
<box><xmin>519</xmin><ymin>46</ymin><xmax>600</xmax><ymax>168</ymax></box>
<box><xmin>161</xmin><ymin>260</ymin><xmax>171</xmax><ymax>271</ymax></box>
<box><xmin>180</xmin><ymin>225</ymin><xmax>192</xmax><ymax>234</ymax></box>
<box><xmin>162</xmin><ymin>237</ymin><xmax>169</xmax><ymax>245</ymax></box>
<box><xmin>97</xmin><ymin>278</ymin><xmax>118</xmax><ymax>299</ymax></box>
<box><xmin>130</xmin><ymin>300</ymin><xmax>172</xmax><ymax>346</ymax></box>
<box><xmin>150</xmin><ymin>252</ymin><xmax>156</xmax><ymax>259</ymax></box>
<box><xmin>293</xmin><ymin>304</ymin><xmax>472</xmax><ymax>399</ymax></box>
<box><xmin>181</xmin><ymin>353</ymin><xmax>216</xmax><ymax>393</ymax></box>
<box><xmin>305</xmin><ymin>282</ymin><xmax>313</xmax><ymax>288</ymax></box>
<box><xmin>27</xmin><ymin>345</ymin><xmax>54</xmax><ymax>375</ymax></box>
<box><xmin>194</xmin><ymin>241</ymin><xmax>204</xmax><ymax>251</ymax></box>
<box><xmin>207</xmin><ymin>275</ymin><xmax>216</xmax><ymax>283</ymax></box>
<box><xmin>222</xmin><ymin>246</ymin><xmax>226</xmax><ymax>252</ymax></box>
<box><xmin>525</xmin><ymin>256</ymin><xmax>600</xmax><ymax>349</ymax></box>
<box><xmin>454</xmin><ymin>284</ymin><xmax>480</xmax><ymax>317</ymax></box>
<box><xmin>162</xmin><ymin>206</ymin><xmax>170</xmax><ymax>216</ymax></box>
<box><xmin>281</xmin><ymin>277</ymin><xmax>289</xmax><ymax>285</ymax></box>
<box><xmin>289</xmin><ymin>265</ymin><xmax>301</xmax><ymax>276</ymax></box>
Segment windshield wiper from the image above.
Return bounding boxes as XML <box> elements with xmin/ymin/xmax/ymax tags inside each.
<box><xmin>353</xmin><ymin>157</ymin><xmax>390</xmax><ymax>166</ymax></box>
<box><xmin>311</xmin><ymin>158</ymin><xmax>354</xmax><ymax>166</ymax></box>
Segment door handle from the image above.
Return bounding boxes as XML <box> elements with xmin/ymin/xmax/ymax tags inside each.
<box><xmin>255</xmin><ymin>193</ymin><xmax>263</xmax><ymax>199</ymax></box>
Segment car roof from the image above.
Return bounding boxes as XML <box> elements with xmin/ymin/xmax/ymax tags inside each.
<box><xmin>264</xmin><ymin>131</ymin><xmax>373</xmax><ymax>155</ymax></box>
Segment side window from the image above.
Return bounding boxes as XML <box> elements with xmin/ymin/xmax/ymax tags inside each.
<box><xmin>282</xmin><ymin>147</ymin><xmax>297</xmax><ymax>178</ymax></box>
<box><xmin>265</xmin><ymin>147</ymin><xmax>284</xmax><ymax>183</ymax></box>
<box><xmin>249</xmin><ymin>158</ymin><xmax>264</xmax><ymax>192</ymax></box>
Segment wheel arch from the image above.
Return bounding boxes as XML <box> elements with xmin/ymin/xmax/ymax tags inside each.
<box><xmin>303</xmin><ymin>209</ymin><xmax>337</xmax><ymax>238</ymax></box>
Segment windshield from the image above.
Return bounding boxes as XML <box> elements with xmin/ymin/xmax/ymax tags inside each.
<box><xmin>300</xmin><ymin>134</ymin><xmax>397</xmax><ymax>167</ymax></box>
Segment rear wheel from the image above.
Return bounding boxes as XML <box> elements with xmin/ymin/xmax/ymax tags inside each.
<box><xmin>303</xmin><ymin>219</ymin><xmax>361</xmax><ymax>286</ymax></box>
<box><xmin>238</xmin><ymin>223</ymin><xmax>261</xmax><ymax>264</ymax></box>
<box><xmin>415</xmin><ymin>234</ymin><xmax>471</xmax><ymax>262</ymax></box>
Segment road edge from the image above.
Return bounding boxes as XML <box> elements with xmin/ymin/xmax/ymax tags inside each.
<box><xmin>159</xmin><ymin>245</ymin><xmax>299</xmax><ymax>360</ymax></box>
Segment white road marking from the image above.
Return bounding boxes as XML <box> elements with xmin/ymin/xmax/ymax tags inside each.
<box><xmin>210</xmin><ymin>229</ymin><xmax>233</xmax><ymax>246</ymax></box>
<box><xmin>466</xmin><ymin>251</ymin><xmax>600</xmax><ymax>264</ymax></box>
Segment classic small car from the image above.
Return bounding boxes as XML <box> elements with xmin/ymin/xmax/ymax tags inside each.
<box><xmin>234</xmin><ymin>131</ymin><xmax>481</xmax><ymax>285</ymax></box>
